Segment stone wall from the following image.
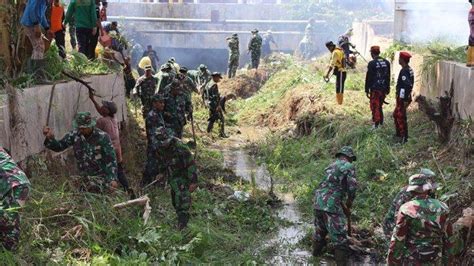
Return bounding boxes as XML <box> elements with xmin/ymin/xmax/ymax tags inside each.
<box><xmin>352</xmin><ymin>20</ymin><xmax>393</xmax><ymax>59</ymax></box>
<box><xmin>0</xmin><ymin>73</ymin><xmax>127</xmax><ymax>161</ymax></box>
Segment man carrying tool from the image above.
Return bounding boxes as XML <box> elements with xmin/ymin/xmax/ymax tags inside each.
<box><xmin>133</xmin><ymin>65</ymin><xmax>158</xmax><ymax>119</ymax></box>
<box><xmin>248</xmin><ymin>29</ymin><xmax>263</xmax><ymax>69</ymax></box>
<box><xmin>393</xmin><ymin>52</ymin><xmax>414</xmax><ymax>143</ymax></box>
<box><xmin>382</xmin><ymin>169</ymin><xmax>436</xmax><ymax>240</ymax></box>
<box><xmin>313</xmin><ymin>146</ymin><xmax>357</xmax><ymax>266</ymax></box>
<box><xmin>205</xmin><ymin>72</ymin><xmax>227</xmax><ymax>138</ymax></box>
<box><xmin>0</xmin><ymin>147</ymin><xmax>31</xmax><ymax>251</ymax></box>
<box><xmin>196</xmin><ymin>64</ymin><xmax>212</xmax><ymax>87</ymax></box>
<box><xmin>142</xmin><ymin>94</ymin><xmax>168</xmax><ymax>188</ymax></box>
<box><xmin>338</xmin><ymin>28</ymin><xmax>356</xmax><ymax>68</ymax></box>
<box><xmin>387</xmin><ymin>175</ymin><xmax>455</xmax><ymax>265</ymax></box>
<box><xmin>155</xmin><ymin>128</ymin><xmax>198</xmax><ymax>230</ymax></box>
<box><xmin>365</xmin><ymin>46</ymin><xmax>391</xmax><ymax>129</ymax></box>
<box><xmin>324</xmin><ymin>41</ymin><xmax>347</xmax><ymax>105</ymax></box>
<box><xmin>89</xmin><ymin>93</ymin><xmax>135</xmax><ymax>198</ymax></box>
<box><xmin>43</xmin><ymin>112</ymin><xmax>118</xmax><ymax>192</ymax></box>
<box><xmin>226</xmin><ymin>33</ymin><xmax>240</xmax><ymax>78</ymax></box>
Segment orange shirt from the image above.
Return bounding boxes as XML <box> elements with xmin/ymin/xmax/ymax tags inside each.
<box><xmin>50</xmin><ymin>4</ymin><xmax>64</xmax><ymax>33</ymax></box>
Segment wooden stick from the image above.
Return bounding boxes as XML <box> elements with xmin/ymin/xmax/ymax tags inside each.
<box><xmin>46</xmin><ymin>84</ymin><xmax>56</xmax><ymax>126</ymax></box>
<box><xmin>61</xmin><ymin>70</ymin><xmax>100</xmax><ymax>97</ymax></box>
<box><xmin>113</xmin><ymin>195</ymin><xmax>150</xmax><ymax>209</ymax></box>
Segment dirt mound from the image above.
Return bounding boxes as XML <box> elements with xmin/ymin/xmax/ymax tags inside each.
<box><xmin>220</xmin><ymin>69</ymin><xmax>269</xmax><ymax>99</ymax></box>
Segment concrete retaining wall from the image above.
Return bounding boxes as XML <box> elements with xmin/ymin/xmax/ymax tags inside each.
<box><xmin>393</xmin><ymin>52</ymin><xmax>474</xmax><ymax>120</ymax></box>
<box><xmin>352</xmin><ymin>20</ymin><xmax>393</xmax><ymax>59</ymax></box>
<box><xmin>0</xmin><ymin>73</ymin><xmax>127</xmax><ymax>161</ymax></box>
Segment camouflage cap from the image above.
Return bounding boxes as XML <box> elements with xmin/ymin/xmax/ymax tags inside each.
<box><xmin>419</xmin><ymin>168</ymin><xmax>438</xmax><ymax>189</ymax></box>
<box><xmin>73</xmin><ymin>112</ymin><xmax>96</xmax><ymax>129</ymax></box>
<box><xmin>407</xmin><ymin>174</ymin><xmax>433</xmax><ymax>193</ymax></box>
<box><xmin>199</xmin><ymin>64</ymin><xmax>207</xmax><ymax>69</ymax></box>
<box><xmin>232</xmin><ymin>33</ymin><xmax>238</xmax><ymax>38</ymax></box>
<box><xmin>335</xmin><ymin>146</ymin><xmax>356</xmax><ymax>161</ymax></box>
<box><xmin>179</xmin><ymin>66</ymin><xmax>188</xmax><ymax>73</ymax></box>
<box><xmin>151</xmin><ymin>94</ymin><xmax>166</xmax><ymax>102</ymax></box>
<box><xmin>101</xmin><ymin>100</ymin><xmax>117</xmax><ymax>115</ymax></box>
<box><xmin>251</xmin><ymin>29</ymin><xmax>259</xmax><ymax>33</ymax></box>
<box><xmin>169</xmin><ymin>57</ymin><xmax>176</xmax><ymax>63</ymax></box>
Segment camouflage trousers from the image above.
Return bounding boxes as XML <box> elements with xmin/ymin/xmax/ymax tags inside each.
<box><xmin>0</xmin><ymin>185</ymin><xmax>30</xmax><ymax>251</ymax></box>
<box><xmin>250</xmin><ymin>52</ymin><xmax>261</xmax><ymax>69</ymax></box>
<box><xmin>169</xmin><ymin>168</ymin><xmax>191</xmax><ymax>226</ymax></box>
<box><xmin>313</xmin><ymin>210</ymin><xmax>349</xmax><ymax>248</ymax></box>
<box><xmin>142</xmin><ymin>149</ymin><xmax>167</xmax><ymax>187</ymax></box>
<box><xmin>227</xmin><ymin>54</ymin><xmax>239</xmax><ymax>78</ymax></box>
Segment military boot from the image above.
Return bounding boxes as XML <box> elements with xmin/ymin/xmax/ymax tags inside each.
<box><xmin>206</xmin><ymin>121</ymin><xmax>214</xmax><ymax>133</ymax></box>
<box><xmin>334</xmin><ymin>248</ymin><xmax>349</xmax><ymax>266</ymax></box>
<box><xmin>219</xmin><ymin>124</ymin><xmax>228</xmax><ymax>138</ymax></box>
<box><xmin>312</xmin><ymin>239</ymin><xmax>326</xmax><ymax>257</ymax></box>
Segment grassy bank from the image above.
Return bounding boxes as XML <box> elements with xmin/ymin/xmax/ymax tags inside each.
<box><xmin>0</xmin><ymin>102</ymin><xmax>278</xmax><ymax>264</ymax></box>
<box><xmin>232</xmin><ymin>59</ymin><xmax>473</xmax><ymax>252</ymax></box>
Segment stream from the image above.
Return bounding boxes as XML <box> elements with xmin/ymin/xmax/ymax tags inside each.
<box><xmin>221</xmin><ymin>147</ymin><xmax>313</xmax><ymax>264</ymax></box>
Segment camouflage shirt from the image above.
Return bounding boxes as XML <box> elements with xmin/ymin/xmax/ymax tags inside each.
<box><xmin>164</xmin><ymin>93</ymin><xmax>190</xmax><ymax>128</ymax></box>
<box><xmin>204</xmin><ymin>80</ymin><xmax>220</xmax><ymax>110</ymax></box>
<box><xmin>0</xmin><ymin>148</ymin><xmax>30</xmax><ymax>200</ymax></box>
<box><xmin>167</xmin><ymin>142</ymin><xmax>198</xmax><ymax>184</ymax></box>
<box><xmin>157</xmin><ymin>72</ymin><xmax>173</xmax><ymax>94</ymax></box>
<box><xmin>313</xmin><ymin>158</ymin><xmax>357</xmax><ymax>215</ymax></box>
<box><xmin>248</xmin><ymin>34</ymin><xmax>263</xmax><ymax>56</ymax></box>
<box><xmin>44</xmin><ymin>129</ymin><xmax>118</xmax><ymax>182</ymax></box>
<box><xmin>383</xmin><ymin>186</ymin><xmax>414</xmax><ymax>238</ymax></box>
<box><xmin>145</xmin><ymin>107</ymin><xmax>166</xmax><ymax>151</ymax></box>
<box><xmin>228</xmin><ymin>38</ymin><xmax>240</xmax><ymax>56</ymax></box>
<box><xmin>134</xmin><ymin>75</ymin><xmax>158</xmax><ymax>109</ymax></box>
<box><xmin>388</xmin><ymin>195</ymin><xmax>455</xmax><ymax>265</ymax></box>
<box><xmin>196</xmin><ymin>70</ymin><xmax>211</xmax><ymax>86</ymax></box>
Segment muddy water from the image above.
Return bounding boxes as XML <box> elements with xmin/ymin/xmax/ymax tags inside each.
<box><xmin>222</xmin><ymin>147</ymin><xmax>313</xmax><ymax>264</ymax></box>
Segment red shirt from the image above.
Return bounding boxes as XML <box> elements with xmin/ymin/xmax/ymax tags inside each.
<box><xmin>50</xmin><ymin>4</ymin><xmax>64</xmax><ymax>33</ymax></box>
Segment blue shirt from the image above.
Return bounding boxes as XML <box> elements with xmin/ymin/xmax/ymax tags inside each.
<box><xmin>20</xmin><ymin>0</ymin><xmax>49</xmax><ymax>29</ymax></box>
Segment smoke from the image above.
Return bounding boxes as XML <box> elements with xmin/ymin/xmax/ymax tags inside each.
<box><xmin>400</xmin><ymin>0</ymin><xmax>471</xmax><ymax>45</ymax></box>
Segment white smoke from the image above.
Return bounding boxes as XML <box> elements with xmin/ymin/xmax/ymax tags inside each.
<box><xmin>399</xmin><ymin>0</ymin><xmax>471</xmax><ymax>45</ymax></box>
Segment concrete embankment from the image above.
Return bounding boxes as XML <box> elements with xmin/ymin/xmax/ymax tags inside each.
<box><xmin>0</xmin><ymin>73</ymin><xmax>127</xmax><ymax>161</ymax></box>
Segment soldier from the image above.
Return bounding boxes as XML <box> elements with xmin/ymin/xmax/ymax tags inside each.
<box><xmin>324</xmin><ymin>41</ymin><xmax>347</xmax><ymax>105</ymax></box>
<box><xmin>0</xmin><ymin>147</ymin><xmax>31</xmax><ymax>251</ymax></box>
<box><xmin>313</xmin><ymin>146</ymin><xmax>357</xmax><ymax>266</ymax></box>
<box><xmin>155</xmin><ymin>128</ymin><xmax>198</xmax><ymax>230</ymax></box>
<box><xmin>205</xmin><ymin>72</ymin><xmax>227</xmax><ymax>138</ymax></box>
<box><xmin>142</xmin><ymin>45</ymin><xmax>159</xmax><ymax>71</ymax></box>
<box><xmin>262</xmin><ymin>30</ymin><xmax>277</xmax><ymax>58</ymax></box>
<box><xmin>168</xmin><ymin>57</ymin><xmax>180</xmax><ymax>73</ymax></box>
<box><xmin>178</xmin><ymin>67</ymin><xmax>199</xmax><ymax>96</ymax></box>
<box><xmin>226</xmin><ymin>33</ymin><xmax>240</xmax><ymax>78</ymax></box>
<box><xmin>142</xmin><ymin>94</ymin><xmax>168</xmax><ymax>187</ymax></box>
<box><xmin>196</xmin><ymin>64</ymin><xmax>212</xmax><ymax>87</ymax></box>
<box><xmin>387</xmin><ymin>174</ymin><xmax>455</xmax><ymax>265</ymax></box>
<box><xmin>123</xmin><ymin>57</ymin><xmax>136</xmax><ymax>97</ymax></box>
<box><xmin>43</xmin><ymin>112</ymin><xmax>118</xmax><ymax>191</ymax></box>
<box><xmin>133</xmin><ymin>65</ymin><xmax>158</xmax><ymax>119</ymax></box>
<box><xmin>365</xmin><ymin>46</ymin><xmax>391</xmax><ymax>129</ymax></box>
<box><xmin>157</xmin><ymin>63</ymin><xmax>174</xmax><ymax>94</ymax></box>
<box><xmin>393</xmin><ymin>51</ymin><xmax>414</xmax><ymax>143</ymax></box>
<box><xmin>382</xmin><ymin>169</ymin><xmax>436</xmax><ymax>240</ymax></box>
<box><xmin>248</xmin><ymin>29</ymin><xmax>263</xmax><ymax>69</ymax></box>
<box><xmin>164</xmin><ymin>81</ymin><xmax>191</xmax><ymax>139</ymax></box>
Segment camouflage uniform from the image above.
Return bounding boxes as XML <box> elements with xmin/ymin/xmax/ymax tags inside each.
<box><xmin>205</xmin><ymin>78</ymin><xmax>225</xmax><ymax>137</ymax></box>
<box><xmin>196</xmin><ymin>65</ymin><xmax>212</xmax><ymax>87</ymax></box>
<box><xmin>166</xmin><ymin>141</ymin><xmax>198</xmax><ymax>229</ymax></box>
<box><xmin>142</xmin><ymin>95</ymin><xmax>168</xmax><ymax>187</ymax></box>
<box><xmin>134</xmin><ymin>74</ymin><xmax>158</xmax><ymax>118</ymax></box>
<box><xmin>387</xmin><ymin>174</ymin><xmax>457</xmax><ymax>265</ymax></box>
<box><xmin>164</xmin><ymin>83</ymin><xmax>191</xmax><ymax>139</ymax></box>
<box><xmin>0</xmin><ymin>148</ymin><xmax>30</xmax><ymax>251</ymax></box>
<box><xmin>227</xmin><ymin>34</ymin><xmax>240</xmax><ymax>78</ymax></box>
<box><xmin>44</xmin><ymin>112</ymin><xmax>118</xmax><ymax>191</ymax></box>
<box><xmin>383</xmin><ymin>169</ymin><xmax>437</xmax><ymax>239</ymax></box>
<box><xmin>248</xmin><ymin>30</ymin><xmax>263</xmax><ymax>69</ymax></box>
<box><xmin>313</xmin><ymin>146</ymin><xmax>357</xmax><ymax>263</ymax></box>
<box><xmin>157</xmin><ymin>64</ymin><xmax>174</xmax><ymax>94</ymax></box>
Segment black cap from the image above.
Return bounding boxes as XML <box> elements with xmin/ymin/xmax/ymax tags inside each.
<box><xmin>325</xmin><ymin>41</ymin><xmax>336</xmax><ymax>48</ymax></box>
